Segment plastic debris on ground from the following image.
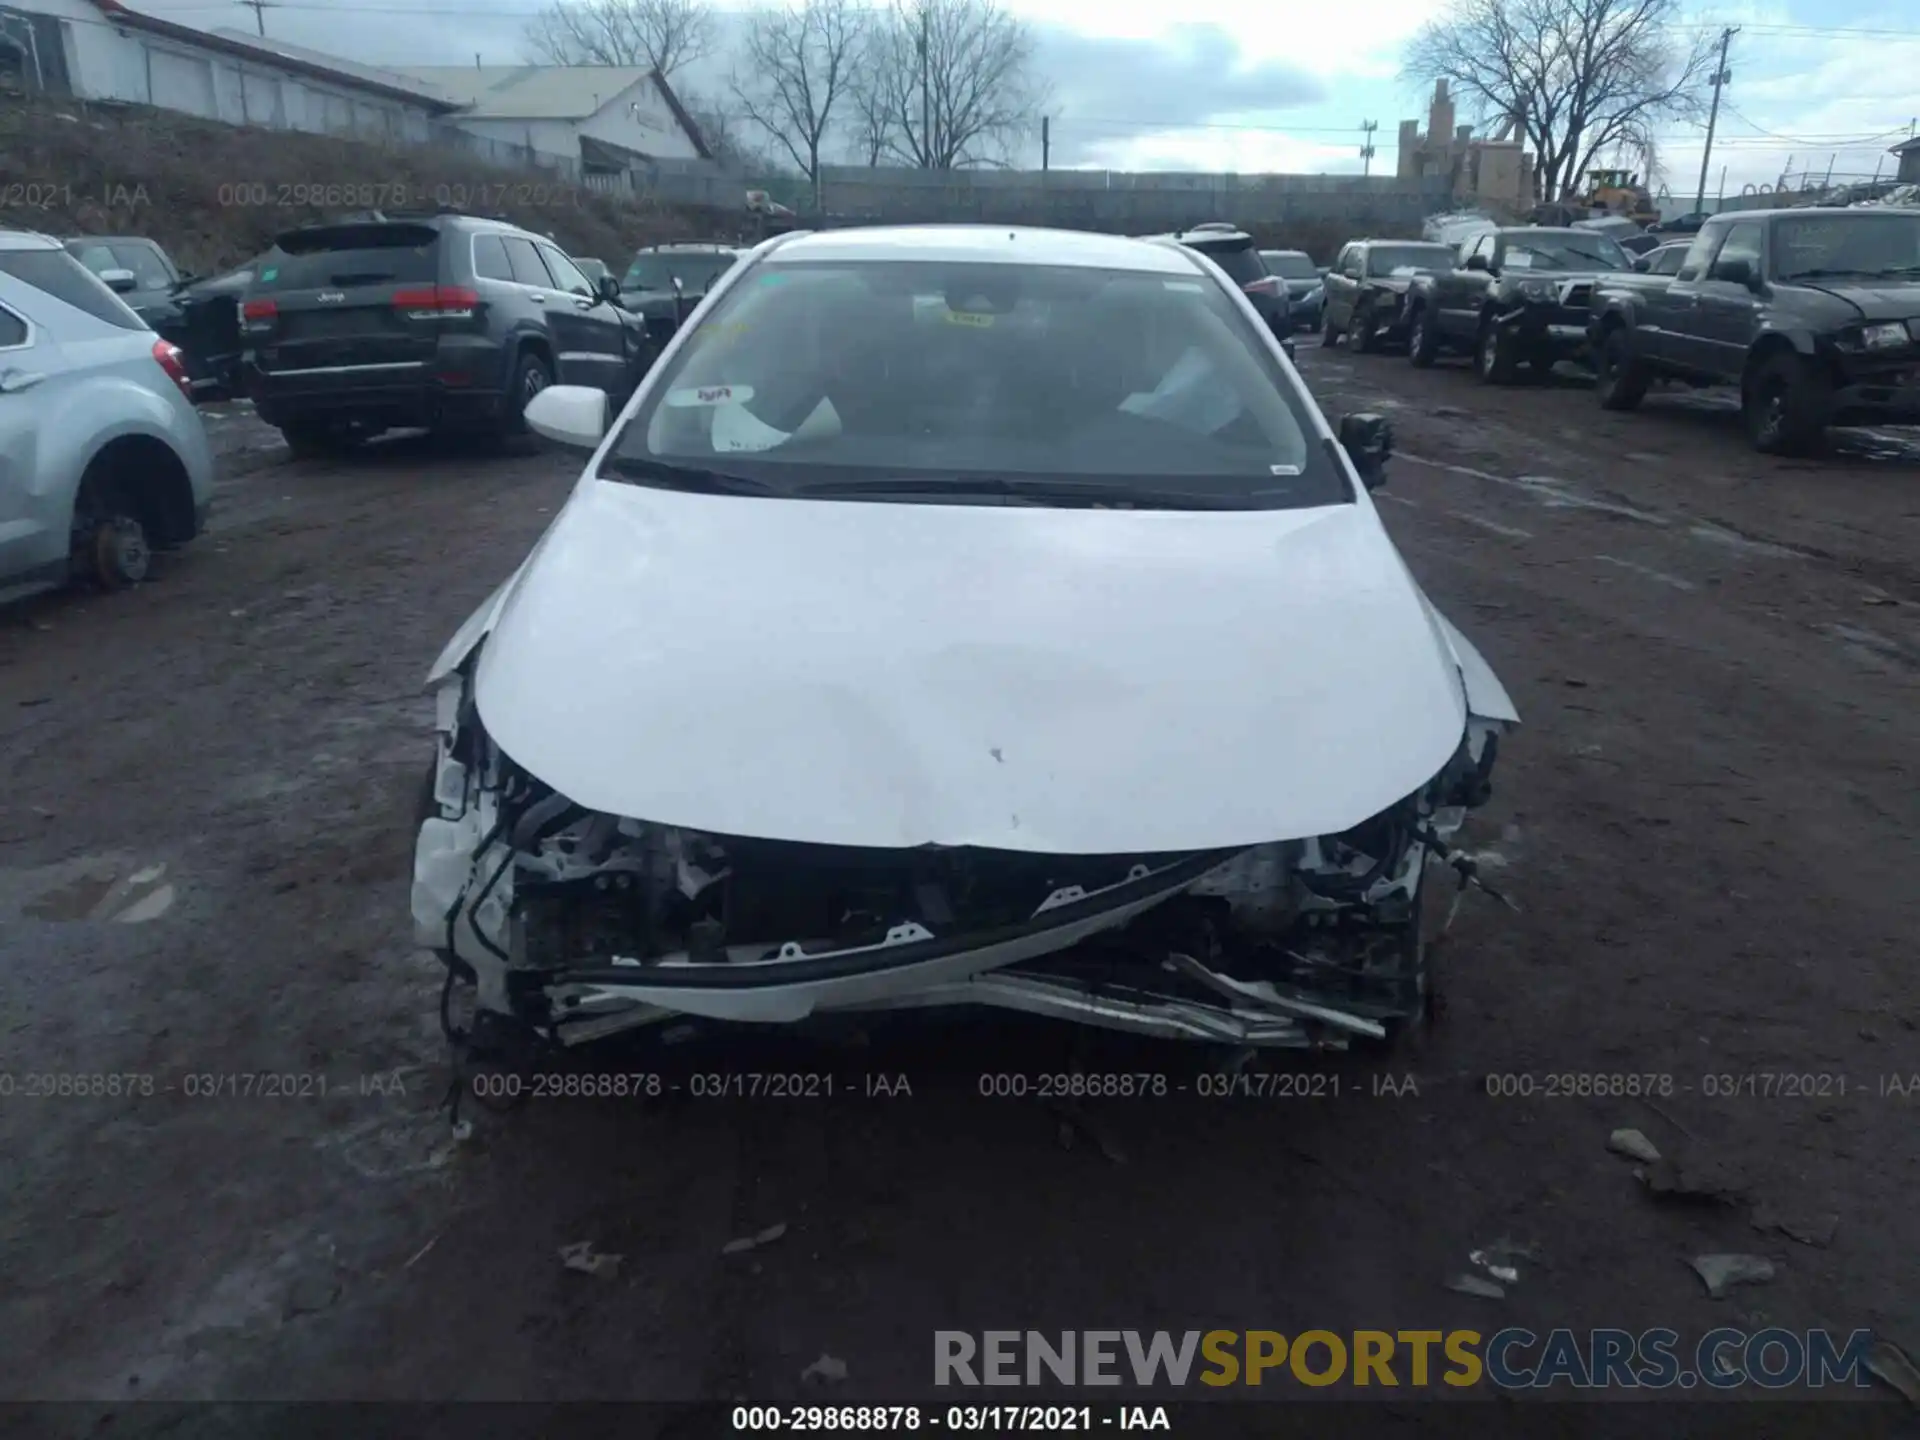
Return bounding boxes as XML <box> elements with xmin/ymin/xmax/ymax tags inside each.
<box><xmin>1445</xmin><ymin>1274</ymin><xmax>1506</xmax><ymax>1299</ymax></box>
<box><xmin>721</xmin><ymin>1222</ymin><xmax>789</xmax><ymax>1256</ymax></box>
<box><xmin>1607</xmin><ymin>1128</ymin><xmax>1662</xmax><ymax>1164</ymax></box>
<box><xmin>1865</xmin><ymin>1339</ymin><xmax>1920</xmax><ymax>1406</ymax></box>
<box><xmin>802</xmin><ymin>1354</ymin><xmax>849</xmax><ymax>1383</ymax></box>
<box><xmin>1689</xmin><ymin>1253</ymin><xmax>1775</xmax><ymax>1298</ymax></box>
<box><xmin>558</xmin><ymin>1240</ymin><xmax>623</xmax><ymax>1278</ymax></box>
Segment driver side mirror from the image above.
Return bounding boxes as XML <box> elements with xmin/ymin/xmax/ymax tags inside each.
<box><xmin>1340</xmin><ymin>412</ymin><xmax>1392</xmax><ymax>490</ymax></box>
<box><xmin>523</xmin><ymin>384</ymin><xmax>608</xmax><ymax>451</ymax></box>
<box><xmin>1464</xmin><ymin>253</ymin><xmax>1489</xmax><ymax>273</ymax></box>
<box><xmin>100</xmin><ymin>268</ymin><xmax>138</xmax><ymax>293</ymax></box>
<box><xmin>1631</xmin><ymin>256</ymin><xmax>1652</xmax><ymax>272</ymax></box>
<box><xmin>1714</xmin><ymin>257</ymin><xmax>1758</xmax><ymax>289</ymax></box>
<box><xmin>597</xmin><ymin>273</ymin><xmax>621</xmax><ymax>303</ymax></box>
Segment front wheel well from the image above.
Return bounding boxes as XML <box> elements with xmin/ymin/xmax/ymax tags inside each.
<box><xmin>76</xmin><ymin>435</ymin><xmax>195</xmax><ymax>547</ymax></box>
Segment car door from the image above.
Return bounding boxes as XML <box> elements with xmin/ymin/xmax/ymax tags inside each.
<box><xmin>1656</xmin><ymin>223</ymin><xmax>1729</xmax><ymax>373</ymax></box>
<box><xmin>1324</xmin><ymin>245</ymin><xmax>1359</xmax><ymax>330</ymax></box>
<box><xmin>0</xmin><ymin>291</ymin><xmax>62</xmax><ymax>584</ymax></box>
<box><xmin>534</xmin><ymin>242</ymin><xmax>632</xmax><ymax>392</ymax></box>
<box><xmin>1439</xmin><ymin>235</ymin><xmax>1493</xmax><ymax>335</ymax></box>
<box><xmin>1692</xmin><ymin>219</ymin><xmax>1766</xmax><ymax>379</ymax></box>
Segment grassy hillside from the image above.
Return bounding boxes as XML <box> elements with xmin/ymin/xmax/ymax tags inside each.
<box><xmin>0</xmin><ymin>95</ymin><xmax>731</xmax><ymax>274</ymax></box>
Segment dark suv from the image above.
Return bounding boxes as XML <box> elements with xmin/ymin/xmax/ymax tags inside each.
<box><xmin>239</xmin><ymin>211</ymin><xmax>652</xmax><ymax>454</ymax></box>
<box><xmin>1140</xmin><ymin>224</ymin><xmax>1292</xmax><ymax>346</ymax></box>
<box><xmin>619</xmin><ymin>242</ymin><xmax>741</xmax><ymax>350</ymax></box>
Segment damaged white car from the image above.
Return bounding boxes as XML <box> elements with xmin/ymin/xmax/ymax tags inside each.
<box><xmin>412</xmin><ymin>224</ymin><xmax>1518</xmax><ymax>1060</ymax></box>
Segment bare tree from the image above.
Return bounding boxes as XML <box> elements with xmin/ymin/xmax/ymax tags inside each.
<box><xmin>730</xmin><ymin>0</ymin><xmax>868</xmax><ymax>190</ymax></box>
<box><xmin>684</xmin><ymin>92</ymin><xmax>789</xmax><ymax>173</ymax></box>
<box><xmin>860</xmin><ymin>0</ymin><xmax>1044</xmax><ymax>169</ymax></box>
<box><xmin>1403</xmin><ymin>0</ymin><xmax>1715</xmax><ymax>202</ymax></box>
<box><xmin>524</xmin><ymin>0</ymin><xmax>717</xmax><ymax>76</ymax></box>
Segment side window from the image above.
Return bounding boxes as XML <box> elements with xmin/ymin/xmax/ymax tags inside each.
<box><xmin>472</xmin><ymin>234</ymin><xmax>513</xmax><ymax>282</ymax></box>
<box><xmin>1463</xmin><ymin>235</ymin><xmax>1490</xmax><ymax>268</ymax></box>
<box><xmin>501</xmin><ymin>236</ymin><xmax>554</xmax><ymax>287</ymax></box>
<box><xmin>1709</xmin><ymin>221</ymin><xmax>1765</xmax><ymax>281</ymax></box>
<box><xmin>1652</xmin><ymin>246</ymin><xmax>1686</xmax><ymax>275</ymax></box>
<box><xmin>116</xmin><ymin>243</ymin><xmax>176</xmax><ymax>288</ymax></box>
<box><xmin>0</xmin><ymin>303</ymin><xmax>27</xmax><ymax>348</ymax></box>
<box><xmin>538</xmin><ymin>245</ymin><xmax>593</xmax><ymax>296</ymax></box>
<box><xmin>1675</xmin><ymin>226</ymin><xmax>1724</xmax><ymax>282</ymax></box>
<box><xmin>71</xmin><ymin>244</ymin><xmax>119</xmax><ymax>276</ymax></box>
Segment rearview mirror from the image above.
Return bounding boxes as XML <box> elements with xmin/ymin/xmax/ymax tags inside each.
<box><xmin>523</xmin><ymin>384</ymin><xmax>608</xmax><ymax>451</ymax></box>
<box><xmin>100</xmin><ymin>268</ymin><xmax>138</xmax><ymax>293</ymax></box>
<box><xmin>1340</xmin><ymin>412</ymin><xmax>1392</xmax><ymax>490</ymax></box>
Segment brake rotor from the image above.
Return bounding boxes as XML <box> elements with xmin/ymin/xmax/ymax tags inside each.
<box><xmin>90</xmin><ymin>515</ymin><xmax>150</xmax><ymax>588</ymax></box>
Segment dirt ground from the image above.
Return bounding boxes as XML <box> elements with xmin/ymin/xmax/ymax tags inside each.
<box><xmin>1</xmin><ymin>343</ymin><xmax>1916</xmax><ymax>1424</ymax></box>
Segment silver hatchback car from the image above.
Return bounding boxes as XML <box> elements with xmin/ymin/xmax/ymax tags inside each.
<box><xmin>0</xmin><ymin>229</ymin><xmax>214</xmax><ymax>603</ymax></box>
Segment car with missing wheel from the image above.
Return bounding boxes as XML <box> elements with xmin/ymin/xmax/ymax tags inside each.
<box><xmin>1588</xmin><ymin>207</ymin><xmax>1920</xmax><ymax>453</ymax></box>
<box><xmin>238</xmin><ymin>210</ymin><xmax>653</xmax><ymax>456</ymax></box>
<box><xmin>409</xmin><ymin>224</ymin><xmax>1519</xmax><ymax>1065</ymax></box>
<box><xmin>0</xmin><ymin>230</ymin><xmax>212</xmax><ymax>602</ymax></box>
<box><xmin>1321</xmin><ymin>240</ymin><xmax>1458</xmax><ymax>353</ymax></box>
<box><xmin>1402</xmin><ymin>226</ymin><xmax>1632</xmax><ymax>381</ymax></box>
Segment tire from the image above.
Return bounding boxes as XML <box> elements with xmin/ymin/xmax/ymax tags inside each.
<box><xmin>1407</xmin><ymin>305</ymin><xmax>1439</xmax><ymax>368</ymax></box>
<box><xmin>1595</xmin><ymin>326</ymin><xmax>1649</xmax><ymax>411</ymax></box>
<box><xmin>499</xmin><ymin>350</ymin><xmax>553</xmax><ymax>437</ymax></box>
<box><xmin>1743</xmin><ymin>351</ymin><xmax>1828</xmax><ymax>455</ymax></box>
<box><xmin>1348</xmin><ymin>302</ymin><xmax>1377</xmax><ymax>354</ymax></box>
<box><xmin>1474</xmin><ymin>318</ymin><xmax>1518</xmax><ymax>385</ymax></box>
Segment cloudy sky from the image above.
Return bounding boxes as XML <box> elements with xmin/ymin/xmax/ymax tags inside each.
<box><xmin>145</xmin><ymin>0</ymin><xmax>1920</xmax><ymax>195</ymax></box>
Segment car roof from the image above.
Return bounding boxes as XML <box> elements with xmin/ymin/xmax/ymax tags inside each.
<box><xmin>633</xmin><ymin>242</ymin><xmax>738</xmax><ymax>253</ymax></box>
<box><xmin>771</xmin><ymin>224</ymin><xmax>1203</xmax><ymax>276</ymax></box>
<box><xmin>63</xmin><ymin>236</ymin><xmax>158</xmax><ymax>245</ymax></box>
<box><xmin>1708</xmin><ymin>205</ymin><xmax>1905</xmax><ymax>222</ymax></box>
<box><xmin>1138</xmin><ymin>227</ymin><xmax>1255</xmax><ymax>248</ymax></box>
<box><xmin>1261</xmin><ymin>248</ymin><xmax>1311</xmax><ymax>257</ymax></box>
<box><xmin>0</xmin><ymin>228</ymin><xmax>65</xmax><ymax>253</ymax></box>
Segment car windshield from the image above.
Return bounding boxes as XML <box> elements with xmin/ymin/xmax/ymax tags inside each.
<box><xmin>624</xmin><ymin>251</ymin><xmax>736</xmax><ymax>292</ymax></box>
<box><xmin>1502</xmin><ymin>234</ymin><xmax>1629</xmax><ymax>271</ymax></box>
<box><xmin>1773</xmin><ymin>214</ymin><xmax>1920</xmax><ymax>281</ymax></box>
<box><xmin>605</xmin><ymin>257</ymin><xmax>1345</xmax><ymax>510</ymax></box>
<box><xmin>1366</xmin><ymin>245</ymin><xmax>1455</xmax><ymax>277</ymax></box>
<box><xmin>1263</xmin><ymin>252</ymin><xmax>1319</xmax><ymax>280</ymax></box>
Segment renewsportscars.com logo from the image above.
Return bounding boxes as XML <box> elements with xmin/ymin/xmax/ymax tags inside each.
<box><xmin>934</xmin><ymin>1329</ymin><xmax>1880</xmax><ymax>1391</ymax></box>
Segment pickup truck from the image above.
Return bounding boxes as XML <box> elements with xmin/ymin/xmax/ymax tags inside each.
<box><xmin>1403</xmin><ymin>227</ymin><xmax>1634</xmax><ymax>382</ymax></box>
<box><xmin>1587</xmin><ymin>206</ymin><xmax>1920</xmax><ymax>453</ymax></box>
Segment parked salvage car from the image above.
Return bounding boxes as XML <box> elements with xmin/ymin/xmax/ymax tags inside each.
<box><xmin>619</xmin><ymin>242</ymin><xmax>740</xmax><ymax>351</ymax></box>
<box><xmin>410</xmin><ymin>224</ymin><xmax>1518</xmax><ymax>1065</ymax></box>
<box><xmin>1140</xmin><ymin>224</ymin><xmax>1291</xmax><ymax>348</ymax></box>
<box><xmin>1322</xmin><ymin>240</ymin><xmax>1459</xmax><ymax>352</ymax></box>
<box><xmin>1403</xmin><ymin>226</ymin><xmax>1631</xmax><ymax>380</ymax></box>
<box><xmin>66</xmin><ymin>234</ymin><xmax>252</xmax><ymax>399</ymax></box>
<box><xmin>1261</xmin><ymin>249</ymin><xmax>1324</xmax><ymax>332</ymax></box>
<box><xmin>239</xmin><ymin>211</ymin><xmax>652</xmax><ymax>455</ymax></box>
<box><xmin>0</xmin><ymin>230</ymin><xmax>213</xmax><ymax>601</ymax></box>
<box><xmin>1588</xmin><ymin>206</ymin><xmax>1920</xmax><ymax>452</ymax></box>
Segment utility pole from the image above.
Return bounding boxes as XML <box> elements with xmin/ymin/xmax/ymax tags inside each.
<box><xmin>236</xmin><ymin>0</ymin><xmax>277</xmax><ymax>34</ymax></box>
<box><xmin>1359</xmin><ymin>120</ymin><xmax>1378</xmax><ymax>177</ymax></box>
<box><xmin>1693</xmin><ymin>25</ymin><xmax>1736</xmax><ymax>215</ymax></box>
<box><xmin>917</xmin><ymin>5</ymin><xmax>931</xmax><ymax>169</ymax></box>
<box><xmin>1040</xmin><ymin>116</ymin><xmax>1049</xmax><ymax>172</ymax></box>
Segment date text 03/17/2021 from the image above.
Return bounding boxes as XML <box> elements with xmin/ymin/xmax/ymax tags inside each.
<box><xmin>730</xmin><ymin>1406</ymin><xmax>1171</xmax><ymax>1432</ymax></box>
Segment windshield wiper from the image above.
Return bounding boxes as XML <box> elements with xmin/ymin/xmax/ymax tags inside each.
<box><xmin>598</xmin><ymin>456</ymin><xmax>780</xmax><ymax>494</ymax></box>
<box><xmin>795</xmin><ymin>475</ymin><xmax>1282</xmax><ymax>510</ymax></box>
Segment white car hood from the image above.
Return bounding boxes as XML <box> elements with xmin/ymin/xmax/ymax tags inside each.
<box><xmin>471</xmin><ymin>480</ymin><xmax>1472</xmax><ymax>854</ymax></box>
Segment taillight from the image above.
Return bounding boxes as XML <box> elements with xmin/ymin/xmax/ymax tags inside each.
<box><xmin>1243</xmin><ymin>276</ymin><xmax>1282</xmax><ymax>297</ymax></box>
<box><xmin>241</xmin><ymin>297</ymin><xmax>277</xmax><ymax>322</ymax></box>
<box><xmin>393</xmin><ymin>285</ymin><xmax>479</xmax><ymax>319</ymax></box>
<box><xmin>151</xmin><ymin>339</ymin><xmax>193</xmax><ymax>399</ymax></box>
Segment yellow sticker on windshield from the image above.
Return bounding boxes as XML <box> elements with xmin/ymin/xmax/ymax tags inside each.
<box><xmin>944</xmin><ymin>309</ymin><xmax>995</xmax><ymax>328</ymax></box>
